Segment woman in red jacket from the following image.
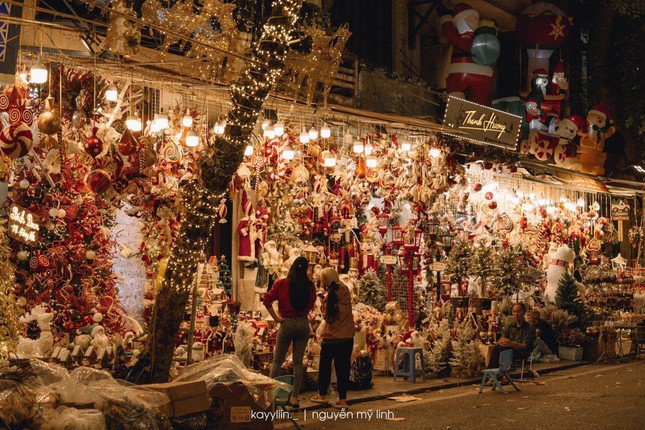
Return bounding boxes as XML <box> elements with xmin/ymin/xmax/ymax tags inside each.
<box><xmin>263</xmin><ymin>256</ymin><xmax>316</xmax><ymax>409</ymax></box>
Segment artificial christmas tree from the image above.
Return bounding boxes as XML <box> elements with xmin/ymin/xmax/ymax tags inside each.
<box><xmin>218</xmin><ymin>255</ymin><xmax>233</xmax><ymax>297</ymax></box>
<box><xmin>358</xmin><ymin>268</ymin><xmax>387</xmax><ymax>311</ymax></box>
<box><xmin>468</xmin><ymin>240</ymin><xmax>496</xmax><ymax>296</ymax></box>
<box><xmin>445</xmin><ymin>237</ymin><xmax>474</xmax><ymax>293</ymax></box>
<box><xmin>426</xmin><ymin>319</ymin><xmax>451</xmax><ymax>376</ymax></box>
<box><xmin>555</xmin><ymin>272</ymin><xmax>585</xmax><ymax>320</ymax></box>
<box><xmin>449</xmin><ymin>319</ymin><xmax>483</xmax><ymax>376</ymax></box>
<box><xmin>490</xmin><ymin>245</ymin><xmax>524</xmax><ymax>300</ymax></box>
<box><xmin>0</xmin><ymin>221</ymin><xmax>20</xmax><ymax>361</ymax></box>
<box><xmin>9</xmin><ymin>154</ymin><xmax>124</xmax><ymax>336</ymax></box>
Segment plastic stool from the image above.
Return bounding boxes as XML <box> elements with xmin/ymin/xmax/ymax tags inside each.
<box><xmin>393</xmin><ymin>347</ymin><xmax>425</xmax><ymax>383</ymax></box>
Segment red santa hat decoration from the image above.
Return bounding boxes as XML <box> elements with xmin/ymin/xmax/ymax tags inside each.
<box><xmin>453</xmin><ymin>3</ymin><xmax>479</xmax><ymax>34</ymax></box>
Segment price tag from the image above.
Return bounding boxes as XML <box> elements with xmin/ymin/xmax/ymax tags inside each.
<box><xmin>380</xmin><ymin>255</ymin><xmax>397</xmax><ymax>265</ymax></box>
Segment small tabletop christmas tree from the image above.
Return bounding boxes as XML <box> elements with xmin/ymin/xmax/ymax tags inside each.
<box><xmin>445</xmin><ymin>237</ymin><xmax>474</xmax><ymax>293</ymax></box>
<box><xmin>490</xmin><ymin>246</ymin><xmax>524</xmax><ymax>300</ymax></box>
<box><xmin>556</xmin><ymin>272</ymin><xmax>584</xmax><ymax>320</ymax></box>
<box><xmin>468</xmin><ymin>240</ymin><xmax>496</xmax><ymax>295</ymax></box>
<box><xmin>218</xmin><ymin>255</ymin><xmax>233</xmax><ymax>298</ymax></box>
<box><xmin>358</xmin><ymin>268</ymin><xmax>387</xmax><ymax>311</ymax></box>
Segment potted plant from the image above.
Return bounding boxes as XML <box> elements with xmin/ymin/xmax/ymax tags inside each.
<box><xmin>558</xmin><ymin>327</ymin><xmax>586</xmax><ymax>360</ymax></box>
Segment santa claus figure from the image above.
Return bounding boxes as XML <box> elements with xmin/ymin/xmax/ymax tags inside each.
<box><xmin>439</xmin><ymin>3</ymin><xmax>493</xmax><ymax>105</ymax></box>
<box><xmin>548</xmin><ymin>60</ymin><xmax>569</xmax><ymax>95</ymax></box>
<box><xmin>529</xmin><ymin>68</ymin><xmax>549</xmax><ymax>102</ymax></box>
<box><xmin>237</xmin><ymin>189</ymin><xmax>255</xmax><ymax>263</ymax></box>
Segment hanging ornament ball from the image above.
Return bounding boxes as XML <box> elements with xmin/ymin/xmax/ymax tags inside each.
<box><xmin>74</xmin><ymin>196</ymin><xmax>84</xmax><ymax>205</ymax></box>
<box><xmin>483</xmin><ymin>161</ymin><xmax>493</xmax><ymax>170</ymax></box>
<box><xmin>488</xmin><ymin>201</ymin><xmax>498</xmax><ymax>209</ymax></box>
<box><xmin>84</xmin><ymin>127</ymin><xmax>104</xmax><ymax>158</ymax></box>
<box><xmin>118</xmin><ymin>129</ymin><xmax>138</xmax><ymax>156</ymax></box>
<box><xmin>48</xmin><ymin>208</ymin><xmax>59</xmax><ymax>218</ymax></box>
<box><xmin>93</xmin><ymin>312</ymin><xmax>103</xmax><ymax>323</ymax></box>
<box><xmin>85</xmin><ymin>250</ymin><xmax>96</xmax><ymax>260</ymax></box>
<box><xmin>0</xmin><ymin>123</ymin><xmax>33</xmax><ymax>159</ymax></box>
<box><xmin>471</xmin><ymin>20</ymin><xmax>501</xmax><ymax>66</ymax></box>
<box><xmin>19</xmin><ymin>178</ymin><xmax>30</xmax><ymax>189</ymax></box>
<box><xmin>57</xmin><ymin>209</ymin><xmax>67</xmax><ymax>219</ymax></box>
<box><xmin>473</xmin><ymin>183</ymin><xmax>483</xmax><ymax>192</ymax></box>
<box><xmin>17</xmin><ymin>250</ymin><xmax>28</xmax><ymax>261</ymax></box>
<box><xmin>507</xmin><ymin>165</ymin><xmax>518</xmax><ymax>173</ymax></box>
<box><xmin>485</xmin><ymin>191</ymin><xmax>494</xmax><ymax>200</ymax></box>
<box><xmin>37</xmin><ymin>110</ymin><xmax>62</xmax><ymax>135</ymax></box>
<box><xmin>85</xmin><ymin>169</ymin><xmax>111</xmax><ymax>194</ymax></box>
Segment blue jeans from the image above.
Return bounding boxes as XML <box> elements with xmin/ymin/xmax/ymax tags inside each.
<box><xmin>270</xmin><ymin>317</ymin><xmax>311</xmax><ymax>398</ymax></box>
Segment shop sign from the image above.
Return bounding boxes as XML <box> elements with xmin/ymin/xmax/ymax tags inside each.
<box><xmin>380</xmin><ymin>255</ymin><xmax>397</xmax><ymax>265</ymax></box>
<box><xmin>443</xmin><ymin>95</ymin><xmax>522</xmax><ymax>150</ymax></box>
<box><xmin>7</xmin><ymin>204</ymin><xmax>39</xmax><ymax>246</ymax></box>
<box><xmin>611</xmin><ymin>202</ymin><xmax>630</xmax><ymax>221</ymax></box>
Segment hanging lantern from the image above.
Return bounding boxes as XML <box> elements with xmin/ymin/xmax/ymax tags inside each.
<box><xmin>244</xmin><ymin>144</ymin><xmax>254</xmax><ymax>156</ymax></box>
<box><xmin>471</xmin><ymin>19</ymin><xmax>501</xmax><ymax>66</ymax></box>
<box><xmin>365</xmin><ymin>155</ymin><xmax>378</xmax><ymax>168</ymax></box>
<box><xmin>282</xmin><ymin>145</ymin><xmax>295</xmax><ymax>161</ymax></box>
<box><xmin>441</xmin><ymin>229</ymin><xmax>455</xmax><ymax>248</ymax></box>
<box><xmin>427</xmin><ymin>215</ymin><xmax>440</xmax><ymax>236</ymax></box>
<box><xmin>587</xmin><ymin>238</ymin><xmax>602</xmax><ymax>264</ymax></box>
<box><xmin>182</xmin><ymin>110</ymin><xmax>193</xmax><ymax>128</ymax></box>
<box><xmin>343</xmin><ymin>131</ymin><xmax>353</xmax><ymax>146</ymax></box>
<box><xmin>400</xmin><ymin>141</ymin><xmax>411</xmax><ymax>152</ymax></box>
<box><xmin>392</xmin><ymin>225</ymin><xmax>404</xmax><ymax>247</ymax></box>
<box><xmin>404</xmin><ymin>228</ymin><xmax>423</xmax><ymax>252</ymax></box>
<box><xmin>320</xmin><ymin>124</ymin><xmax>331</xmax><ymax>138</ymax></box>
<box><xmin>29</xmin><ymin>61</ymin><xmax>48</xmax><ymax>84</ymax></box>
<box><xmin>274</xmin><ymin>122</ymin><xmax>285</xmax><ymax>136</ymax></box>
<box><xmin>185</xmin><ymin>129</ymin><xmax>199</xmax><ymax>147</ymax></box>
<box><xmin>104</xmin><ymin>85</ymin><xmax>118</xmax><ymax>102</ymax></box>
<box><xmin>308</xmin><ymin>126</ymin><xmax>318</xmax><ymax>140</ymax></box>
<box><xmin>353</xmin><ymin>140</ymin><xmax>364</xmax><ymax>154</ymax></box>
<box><xmin>377</xmin><ymin>211</ymin><xmax>390</xmax><ymax>236</ymax></box>
<box><xmin>213</xmin><ymin>121</ymin><xmax>226</xmax><ymax>135</ymax></box>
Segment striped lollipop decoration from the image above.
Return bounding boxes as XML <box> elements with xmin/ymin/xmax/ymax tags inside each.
<box><xmin>218</xmin><ymin>198</ymin><xmax>227</xmax><ymax>224</ymax></box>
<box><xmin>162</xmin><ymin>139</ymin><xmax>182</xmax><ymax>163</ymax></box>
<box><xmin>0</xmin><ymin>122</ymin><xmax>33</xmax><ymax>159</ymax></box>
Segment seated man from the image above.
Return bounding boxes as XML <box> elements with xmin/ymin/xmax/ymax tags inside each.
<box><xmin>491</xmin><ymin>303</ymin><xmax>535</xmax><ymax>367</ymax></box>
<box><xmin>526</xmin><ymin>309</ymin><xmax>559</xmax><ymax>357</ymax></box>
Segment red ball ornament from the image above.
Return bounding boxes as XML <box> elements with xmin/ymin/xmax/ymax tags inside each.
<box><xmin>485</xmin><ymin>191</ymin><xmax>494</xmax><ymax>200</ymax></box>
<box><xmin>85</xmin><ymin>169</ymin><xmax>111</xmax><ymax>193</ymax></box>
<box><xmin>483</xmin><ymin>161</ymin><xmax>493</xmax><ymax>170</ymax></box>
<box><xmin>488</xmin><ymin>201</ymin><xmax>498</xmax><ymax>209</ymax></box>
<box><xmin>84</xmin><ymin>127</ymin><xmax>104</xmax><ymax>158</ymax></box>
<box><xmin>507</xmin><ymin>165</ymin><xmax>518</xmax><ymax>173</ymax></box>
<box><xmin>473</xmin><ymin>183</ymin><xmax>483</xmax><ymax>192</ymax></box>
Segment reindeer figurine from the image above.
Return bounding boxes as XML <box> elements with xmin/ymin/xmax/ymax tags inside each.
<box><xmin>16</xmin><ymin>305</ymin><xmax>55</xmax><ymax>358</ymax></box>
<box><xmin>285</xmin><ymin>24</ymin><xmax>351</xmax><ymax>105</ymax></box>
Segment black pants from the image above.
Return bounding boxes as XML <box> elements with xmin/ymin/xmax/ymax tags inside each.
<box><xmin>318</xmin><ymin>338</ymin><xmax>354</xmax><ymax>400</ymax></box>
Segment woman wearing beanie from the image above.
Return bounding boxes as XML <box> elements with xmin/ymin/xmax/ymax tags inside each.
<box><xmin>263</xmin><ymin>256</ymin><xmax>316</xmax><ymax>409</ymax></box>
<box><xmin>310</xmin><ymin>268</ymin><xmax>355</xmax><ymax>409</ymax></box>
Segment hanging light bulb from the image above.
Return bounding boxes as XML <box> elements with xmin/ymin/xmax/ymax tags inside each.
<box><xmin>429</xmin><ymin>147</ymin><xmax>441</xmax><ymax>158</ymax></box>
<box><xmin>29</xmin><ymin>61</ymin><xmax>48</xmax><ymax>84</ymax></box>
<box><xmin>320</xmin><ymin>124</ymin><xmax>331</xmax><ymax>138</ymax></box>
<box><xmin>244</xmin><ymin>144</ymin><xmax>254</xmax><ymax>156</ymax></box>
<box><xmin>264</xmin><ymin>125</ymin><xmax>275</xmax><ymax>139</ymax></box>
<box><xmin>125</xmin><ymin>114</ymin><xmax>142</xmax><ymax>132</ymax></box>
<box><xmin>353</xmin><ymin>140</ymin><xmax>364</xmax><ymax>154</ymax></box>
<box><xmin>154</xmin><ymin>111</ymin><xmax>169</xmax><ymax>130</ymax></box>
<box><xmin>308</xmin><ymin>126</ymin><xmax>318</xmax><ymax>140</ymax></box>
<box><xmin>401</xmin><ymin>141</ymin><xmax>411</xmax><ymax>152</ymax></box>
<box><xmin>182</xmin><ymin>110</ymin><xmax>193</xmax><ymax>128</ymax></box>
<box><xmin>322</xmin><ymin>151</ymin><xmax>336</xmax><ymax>167</ymax></box>
<box><xmin>364</xmin><ymin>143</ymin><xmax>374</xmax><ymax>156</ymax></box>
<box><xmin>262</xmin><ymin>119</ymin><xmax>270</xmax><ymax>130</ymax></box>
<box><xmin>18</xmin><ymin>68</ymin><xmax>29</xmax><ymax>84</ymax></box>
<box><xmin>105</xmin><ymin>85</ymin><xmax>118</xmax><ymax>102</ymax></box>
<box><xmin>274</xmin><ymin>122</ymin><xmax>285</xmax><ymax>136</ymax></box>
<box><xmin>282</xmin><ymin>145</ymin><xmax>295</xmax><ymax>161</ymax></box>
<box><xmin>546</xmin><ymin>206</ymin><xmax>556</xmax><ymax>215</ymax></box>
<box><xmin>366</xmin><ymin>155</ymin><xmax>378</xmax><ymax>168</ymax></box>
<box><xmin>185</xmin><ymin>129</ymin><xmax>199</xmax><ymax>147</ymax></box>
<box><xmin>150</xmin><ymin>120</ymin><xmax>161</xmax><ymax>134</ymax></box>
<box><xmin>213</xmin><ymin>121</ymin><xmax>226</xmax><ymax>135</ymax></box>
<box><xmin>299</xmin><ymin>129</ymin><xmax>310</xmax><ymax>144</ymax></box>
<box><xmin>343</xmin><ymin>131</ymin><xmax>353</xmax><ymax>146</ymax></box>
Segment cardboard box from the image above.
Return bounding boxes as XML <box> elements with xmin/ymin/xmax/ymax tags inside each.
<box><xmin>145</xmin><ymin>380</ymin><xmax>210</xmax><ymax>418</ymax></box>
<box><xmin>208</xmin><ymin>382</ymin><xmax>274</xmax><ymax>430</ymax></box>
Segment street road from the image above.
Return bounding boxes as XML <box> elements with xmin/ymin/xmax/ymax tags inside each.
<box><xmin>275</xmin><ymin>360</ymin><xmax>644</xmax><ymax>430</ymax></box>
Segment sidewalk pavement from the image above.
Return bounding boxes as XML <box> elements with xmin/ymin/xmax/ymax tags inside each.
<box><xmin>295</xmin><ymin>359</ymin><xmax>588</xmax><ymax>411</ymax></box>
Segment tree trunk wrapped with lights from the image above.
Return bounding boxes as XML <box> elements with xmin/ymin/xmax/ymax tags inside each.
<box><xmin>141</xmin><ymin>0</ymin><xmax>304</xmax><ymax>383</ymax></box>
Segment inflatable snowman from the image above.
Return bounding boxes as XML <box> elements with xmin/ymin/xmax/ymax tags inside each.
<box><xmin>544</xmin><ymin>244</ymin><xmax>575</xmax><ymax>302</ymax></box>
